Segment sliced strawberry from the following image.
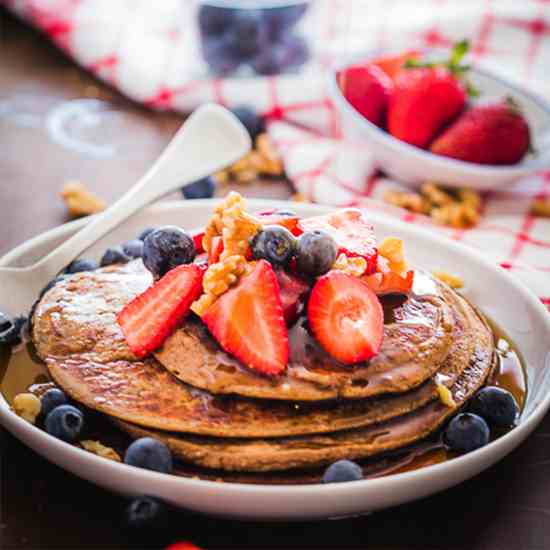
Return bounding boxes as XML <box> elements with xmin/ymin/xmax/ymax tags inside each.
<box><xmin>296</xmin><ymin>209</ymin><xmax>378</xmax><ymax>274</ymax></box>
<box><xmin>363</xmin><ymin>270</ymin><xmax>414</xmax><ymax>295</ymax></box>
<box><xmin>308</xmin><ymin>271</ymin><xmax>384</xmax><ymax>365</ymax></box>
<box><xmin>192</xmin><ymin>231</ymin><xmax>205</xmax><ymax>254</ymax></box>
<box><xmin>202</xmin><ymin>260</ymin><xmax>289</xmax><ymax>375</ymax></box>
<box><xmin>208</xmin><ymin>236</ymin><xmax>224</xmax><ymax>265</ymax></box>
<box><xmin>256</xmin><ymin>211</ymin><xmax>300</xmax><ymax>235</ymax></box>
<box><xmin>275</xmin><ymin>269</ymin><xmax>311</xmax><ymax>326</ymax></box>
<box><xmin>117</xmin><ymin>264</ymin><xmax>204</xmax><ymax>358</ymax></box>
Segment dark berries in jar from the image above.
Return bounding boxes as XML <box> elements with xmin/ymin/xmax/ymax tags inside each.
<box><xmin>143</xmin><ymin>226</ymin><xmax>196</xmax><ymax>279</ymax></box>
<box><xmin>251</xmin><ymin>34</ymin><xmax>309</xmax><ymax>75</ymax></box>
<box><xmin>182</xmin><ymin>176</ymin><xmax>216</xmax><ymax>200</ymax></box>
<box><xmin>444</xmin><ymin>412</ymin><xmax>490</xmax><ymax>454</ymax></box>
<box><xmin>322</xmin><ymin>460</ymin><xmax>363</xmax><ymax>483</ymax></box>
<box><xmin>124</xmin><ymin>437</ymin><xmax>173</xmax><ymax>474</ymax></box>
<box><xmin>251</xmin><ymin>225</ymin><xmax>296</xmax><ymax>267</ymax></box>
<box><xmin>469</xmin><ymin>386</ymin><xmax>519</xmax><ymax>428</ymax></box>
<box><xmin>296</xmin><ymin>230</ymin><xmax>338</xmax><ymax>277</ymax></box>
<box><xmin>44</xmin><ymin>404</ymin><xmax>84</xmax><ymax>443</ymax></box>
<box><xmin>202</xmin><ymin>35</ymin><xmax>242</xmax><ymax>76</ymax></box>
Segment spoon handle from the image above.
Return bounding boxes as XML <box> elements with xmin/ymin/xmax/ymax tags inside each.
<box><xmin>35</xmin><ymin>104</ymin><xmax>250</xmax><ymax>279</ymax></box>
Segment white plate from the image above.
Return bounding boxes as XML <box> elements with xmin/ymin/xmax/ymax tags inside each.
<box><xmin>328</xmin><ymin>55</ymin><xmax>550</xmax><ymax>190</ymax></box>
<box><xmin>1</xmin><ymin>199</ymin><xmax>550</xmax><ymax>521</ymax></box>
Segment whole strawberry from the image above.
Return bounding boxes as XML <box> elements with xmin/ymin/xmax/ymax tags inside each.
<box><xmin>388</xmin><ymin>40</ymin><xmax>473</xmax><ymax>148</ymax></box>
<box><xmin>430</xmin><ymin>97</ymin><xmax>531</xmax><ymax>165</ymax></box>
<box><xmin>338</xmin><ymin>64</ymin><xmax>393</xmax><ymax>127</ymax></box>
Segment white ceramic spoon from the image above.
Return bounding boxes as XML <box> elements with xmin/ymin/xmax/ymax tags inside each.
<box><xmin>0</xmin><ymin>103</ymin><xmax>251</xmax><ymax>317</ymax></box>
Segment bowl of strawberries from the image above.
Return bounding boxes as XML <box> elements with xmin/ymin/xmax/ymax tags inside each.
<box><xmin>329</xmin><ymin>41</ymin><xmax>550</xmax><ymax>189</ymax></box>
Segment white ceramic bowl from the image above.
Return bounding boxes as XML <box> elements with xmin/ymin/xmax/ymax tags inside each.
<box><xmin>328</xmin><ymin>55</ymin><xmax>550</xmax><ymax>190</ymax></box>
<box><xmin>1</xmin><ymin>199</ymin><xmax>550</xmax><ymax>521</ymax></box>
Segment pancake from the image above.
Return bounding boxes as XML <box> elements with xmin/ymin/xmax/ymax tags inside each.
<box><xmin>31</xmin><ymin>261</ymin><xmax>494</xmax><ymax>440</ymax></box>
<box><xmin>117</xmin><ymin>344</ymin><xmax>496</xmax><ymax>472</ymax></box>
<box><xmin>156</xmin><ymin>271</ymin><xmax>457</xmax><ymax>401</ymax></box>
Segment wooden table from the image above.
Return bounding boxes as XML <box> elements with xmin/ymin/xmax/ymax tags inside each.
<box><xmin>2</xmin><ymin>10</ymin><xmax>550</xmax><ymax>550</ymax></box>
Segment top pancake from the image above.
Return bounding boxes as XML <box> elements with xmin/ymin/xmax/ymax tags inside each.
<box><xmin>155</xmin><ymin>269</ymin><xmax>457</xmax><ymax>400</ymax></box>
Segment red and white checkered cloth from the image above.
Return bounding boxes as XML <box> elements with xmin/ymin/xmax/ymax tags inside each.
<box><xmin>3</xmin><ymin>0</ymin><xmax>550</xmax><ymax>309</ymax></box>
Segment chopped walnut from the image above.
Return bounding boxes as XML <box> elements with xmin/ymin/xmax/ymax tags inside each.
<box><xmin>458</xmin><ymin>188</ymin><xmax>482</xmax><ymax>210</ymax></box>
<box><xmin>436</xmin><ymin>383</ymin><xmax>457</xmax><ymax>408</ymax></box>
<box><xmin>332</xmin><ymin>253</ymin><xmax>367</xmax><ymax>277</ymax></box>
<box><xmin>378</xmin><ymin>237</ymin><xmax>407</xmax><ymax>274</ymax></box>
<box><xmin>61</xmin><ymin>181</ymin><xmax>106</xmax><ymax>218</ymax></box>
<box><xmin>531</xmin><ymin>198</ymin><xmax>550</xmax><ymax>218</ymax></box>
<box><xmin>202</xmin><ymin>192</ymin><xmax>262</xmax><ymax>261</ymax></box>
<box><xmin>383</xmin><ymin>190</ymin><xmax>431</xmax><ymax>214</ymax></box>
<box><xmin>432</xmin><ymin>270</ymin><xmax>464</xmax><ymax>289</ymax></box>
<box><xmin>13</xmin><ymin>393</ymin><xmax>41</xmax><ymax>424</ymax></box>
<box><xmin>80</xmin><ymin>440</ymin><xmax>121</xmax><ymax>462</ymax></box>
<box><xmin>191</xmin><ymin>255</ymin><xmax>250</xmax><ymax>317</ymax></box>
<box><xmin>430</xmin><ymin>202</ymin><xmax>480</xmax><ymax>228</ymax></box>
<box><xmin>421</xmin><ymin>182</ymin><xmax>454</xmax><ymax>206</ymax></box>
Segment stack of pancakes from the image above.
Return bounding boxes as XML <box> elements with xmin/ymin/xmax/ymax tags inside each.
<box><xmin>31</xmin><ymin>260</ymin><xmax>496</xmax><ymax>476</ymax></box>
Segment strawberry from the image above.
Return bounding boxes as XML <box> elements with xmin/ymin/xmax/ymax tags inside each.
<box><xmin>371</xmin><ymin>49</ymin><xmax>420</xmax><ymax>81</ymax></box>
<box><xmin>202</xmin><ymin>260</ymin><xmax>289</xmax><ymax>375</ymax></box>
<box><xmin>296</xmin><ymin>208</ymin><xmax>378</xmax><ymax>274</ymax></box>
<box><xmin>430</xmin><ymin>97</ymin><xmax>531</xmax><ymax>165</ymax></box>
<box><xmin>208</xmin><ymin>236</ymin><xmax>224</xmax><ymax>265</ymax></box>
<box><xmin>307</xmin><ymin>271</ymin><xmax>384</xmax><ymax>364</ymax></box>
<box><xmin>256</xmin><ymin>210</ymin><xmax>300</xmax><ymax>235</ymax></box>
<box><xmin>363</xmin><ymin>270</ymin><xmax>414</xmax><ymax>295</ymax></box>
<box><xmin>387</xmin><ymin>41</ymin><xmax>473</xmax><ymax>148</ymax></box>
<box><xmin>338</xmin><ymin>64</ymin><xmax>393</xmax><ymax>127</ymax></box>
<box><xmin>275</xmin><ymin>269</ymin><xmax>310</xmax><ymax>325</ymax></box>
<box><xmin>192</xmin><ymin>231</ymin><xmax>205</xmax><ymax>254</ymax></box>
<box><xmin>117</xmin><ymin>264</ymin><xmax>204</xmax><ymax>358</ymax></box>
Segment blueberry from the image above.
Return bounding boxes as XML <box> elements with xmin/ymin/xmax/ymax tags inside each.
<box><xmin>322</xmin><ymin>459</ymin><xmax>363</xmax><ymax>483</ymax></box>
<box><xmin>138</xmin><ymin>227</ymin><xmax>156</xmax><ymax>242</ymax></box>
<box><xmin>40</xmin><ymin>388</ymin><xmax>68</xmax><ymax>417</ymax></box>
<box><xmin>231</xmin><ymin>105</ymin><xmax>265</xmax><ymax>140</ymax></box>
<box><xmin>124</xmin><ymin>437</ymin><xmax>173</xmax><ymax>474</ymax></box>
<box><xmin>39</xmin><ymin>275</ymin><xmax>67</xmax><ymax>298</ymax></box>
<box><xmin>444</xmin><ymin>412</ymin><xmax>490</xmax><ymax>454</ymax></box>
<box><xmin>251</xmin><ymin>34</ymin><xmax>309</xmax><ymax>75</ymax></box>
<box><xmin>44</xmin><ymin>405</ymin><xmax>84</xmax><ymax>443</ymax></box>
<box><xmin>100</xmin><ymin>246</ymin><xmax>131</xmax><ymax>267</ymax></box>
<box><xmin>124</xmin><ymin>496</ymin><xmax>167</xmax><ymax>532</ymax></box>
<box><xmin>0</xmin><ymin>315</ymin><xmax>27</xmax><ymax>346</ymax></box>
<box><xmin>122</xmin><ymin>239</ymin><xmax>144</xmax><ymax>259</ymax></box>
<box><xmin>296</xmin><ymin>230</ymin><xmax>338</xmax><ymax>277</ymax></box>
<box><xmin>469</xmin><ymin>386</ymin><xmax>519</xmax><ymax>428</ymax></box>
<box><xmin>182</xmin><ymin>176</ymin><xmax>216</xmax><ymax>200</ymax></box>
<box><xmin>198</xmin><ymin>5</ymin><xmax>236</xmax><ymax>36</ymax></box>
<box><xmin>65</xmin><ymin>258</ymin><xmax>98</xmax><ymax>274</ymax></box>
<box><xmin>202</xmin><ymin>35</ymin><xmax>242</xmax><ymax>76</ymax></box>
<box><xmin>143</xmin><ymin>226</ymin><xmax>196</xmax><ymax>279</ymax></box>
<box><xmin>227</xmin><ymin>10</ymin><xmax>269</xmax><ymax>59</ymax></box>
<box><xmin>251</xmin><ymin>226</ymin><xmax>296</xmax><ymax>267</ymax></box>
<box><xmin>263</xmin><ymin>4</ymin><xmax>308</xmax><ymax>38</ymax></box>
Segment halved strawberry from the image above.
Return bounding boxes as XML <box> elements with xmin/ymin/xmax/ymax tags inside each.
<box><xmin>308</xmin><ymin>271</ymin><xmax>384</xmax><ymax>364</ymax></box>
<box><xmin>202</xmin><ymin>260</ymin><xmax>289</xmax><ymax>375</ymax></box>
<box><xmin>275</xmin><ymin>269</ymin><xmax>310</xmax><ymax>326</ymax></box>
<box><xmin>192</xmin><ymin>231</ymin><xmax>205</xmax><ymax>254</ymax></box>
<box><xmin>296</xmin><ymin>209</ymin><xmax>378</xmax><ymax>274</ymax></box>
<box><xmin>117</xmin><ymin>264</ymin><xmax>204</xmax><ymax>358</ymax></box>
<box><xmin>208</xmin><ymin>236</ymin><xmax>224</xmax><ymax>265</ymax></box>
<box><xmin>363</xmin><ymin>270</ymin><xmax>414</xmax><ymax>295</ymax></box>
<box><xmin>256</xmin><ymin>210</ymin><xmax>300</xmax><ymax>235</ymax></box>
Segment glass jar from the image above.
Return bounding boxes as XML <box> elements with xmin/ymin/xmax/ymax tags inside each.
<box><xmin>196</xmin><ymin>0</ymin><xmax>313</xmax><ymax>77</ymax></box>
